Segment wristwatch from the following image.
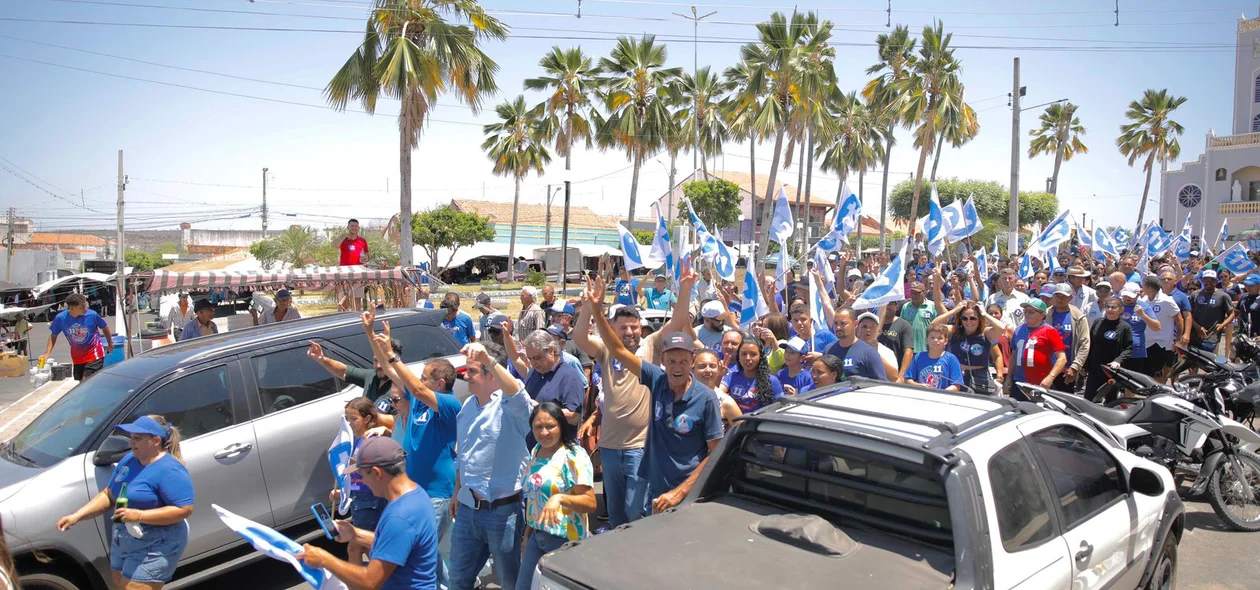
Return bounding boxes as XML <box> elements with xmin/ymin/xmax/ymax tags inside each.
<box><xmin>387</xmin><ymin>355</ymin><xmax>402</xmax><ymax>365</ymax></box>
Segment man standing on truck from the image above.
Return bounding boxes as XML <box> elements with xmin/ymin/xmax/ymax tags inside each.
<box><xmin>41</xmin><ymin>292</ymin><xmax>113</xmax><ymax>381</ymax></box>
<box><xmin>586</xmin><ymin>272</ymin><xmax>723</xmax><ymax>517</ymax></box>
<box><xmin>338</xmin><ymin>218</ymin><xmax>369</xmax><ymax>311</ymax></box>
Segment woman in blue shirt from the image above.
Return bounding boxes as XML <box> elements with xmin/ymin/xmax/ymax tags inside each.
<box><xmin>717</xmin><ymin>332</ymin><xmax>785</xmax><ymax>413</ymax></box>
<box><xmin>57</xmin><ymin>415</ymin><xmax>195</xmax><ymax>589</ymax></box>
<box><xmin>931</xmin><ymin>301</ymin><xmax>1005</xmax><ymax>395</ymax></box>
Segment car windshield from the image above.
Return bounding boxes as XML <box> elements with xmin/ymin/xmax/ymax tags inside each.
<box><xmin>4</xmin><ymin>372</ymin><xmax>142</xmax><ymax>468</ymax></box>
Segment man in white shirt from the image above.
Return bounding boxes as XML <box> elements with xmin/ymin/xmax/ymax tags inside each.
<box><xmin>985</xmin><ymin>268</ymin><xmax>1029</xmax><ymax>329</ymax></box>
<box><xmin>1140</xmin><ymin>275</ymin><xmax>1181</xmax><ymax>383</ymax></box>
<box><xmin>1067</xmin><ymin>266</ymin><xmax>1097</xmax><ymax>313</ymax></box>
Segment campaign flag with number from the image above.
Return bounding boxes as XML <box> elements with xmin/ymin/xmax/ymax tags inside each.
<box><xmin>1018</xmin><ymin>253</ymin><xmax>1034</xmax><ymax>279</ymax></box>
<box><xmin>769</xmin><ymin>186</ymin><xmax>794</xmax><ymax>244</ymax></box>
<box><xmin>835</xmin><ymin>184</ymin><xmax>862</xmax><ymax>239</ymax></box>
<box><xmin>813</xmin><ymin>248</ymin><xmax>835</xmax><ymax>293</ymax></box>
<box><xmin>1112</xmin><ymin>227</ymin><xmax>1131</xmax><ymax>251</ymax></box>
<box><xmin>1141</xmin><ymin>223</ymin><xmax>1173</xmax><ymax>257</ymax></box>
<box><xmin>948</xmin><ymin>196</ymin><xmax>983</xmax><ymax>243</ymax></box>
<box><xmin>327</xmin><ymin>418</ymin><xmax>353</xmax><ymax>514</ymax></box>
<box><xmin>1181</xmin><ymin>211</ymin><xmax>1193</xmax><ymax>240</ymax></box>
<box><xmin>617</xmin><ymin>224</ymin><xmax>648</xmax><ymax>271</ymax></box>
<box><xmin>1092</xmin><ymin>226</ymin><xmax>1121</xmax><ymax>259</ymax></box>
<box><xmin>214</xmin><ymin>504</ymin><xmax>348</xmax><ymax>590</ymax></box>
<box><xmin>975</xmin><ymin>247</ymin><xmax>990</xmax><ymax>301</ymax></box>
<box><xmin>1170</xmin><ymin>234</ymin><xmax>1192</xmax><ymax>261</ymax></box>
<box><xmin>1213</xmin><ymin>242</ymin><xmax>1258</xmax><ymax>275</ymax></box>
<box><xmin>740</xmin><ymin>265</ymin><xmax>769</xmax><ymax>328</ymax></box>
<box><xmin>925</xmin><ymin>183</ymin><xmax>946</xmax><ymax>258</ymax></box>
<box><xmin>1031</xmin><ymin>210</ymin><xmax>1073</xmax><ymax>256</ymax></box>
<box><xmin>852</xmin><ymin>244</ymin><xmax>908</xmax><ymax>310</ymax></box>
<box><xmin>940</xmin><ymin>198</ymin><xmax>964</xmax><ymax>242</ymax></box>
<box><xmin>711</xmin><ymin>228</ymin><xmax>736</xmax><ymax>281</ymax></box>
<box><xmin>685</xmin><ymin>199</ymin><xmax>720</xmax><ymax>262</ymax></box>
<box><xmin>650</xmin><ymin>203</ymin><xmax>673</xmax><ymax>273</ymax></box>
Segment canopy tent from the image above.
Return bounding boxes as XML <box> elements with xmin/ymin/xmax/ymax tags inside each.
<box><xmin>137</xmin><ymin>265</ymin><xmax>412</xmax><ymax>294</ymax></box>
<box><xmin>31</xmin><ymin>272</ymin><xmax>114</xmax><ymax>296</ymax></box>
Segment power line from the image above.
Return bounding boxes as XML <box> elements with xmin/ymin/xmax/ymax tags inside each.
<box><xmin>129</xmin><ymin>176</ymin><xmax>388</xmax><ymax>192</ymax></box>
<box><xmin>0</xmin><ymin>161</ymin><xmax>107</xmax><ymax>214</ymax></box>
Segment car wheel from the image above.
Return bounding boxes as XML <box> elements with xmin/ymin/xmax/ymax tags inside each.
<box><xmin>1144</xmin><ymin>533</ymin><xmax>1177</xmax><ymax>590</ymax></box>
<box><xmin>21</xmin><ymin>571</ymin><xmax>84</xmax><ymax>590</ymax></box>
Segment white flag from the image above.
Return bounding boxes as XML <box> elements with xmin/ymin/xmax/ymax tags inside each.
<box><xmin>853</xmin><ymin>243</ymin><xmax>909</xmax><ymax>311</ymax></box>
<box><xmin>327</xmin><ymin>418</ymin><xmax>354</xmax><ymax>514</ymax></box>
<box><xmin>214</xmin><ymin>504</ymin><xmax>348</xmax><ymax>590</ymax></box>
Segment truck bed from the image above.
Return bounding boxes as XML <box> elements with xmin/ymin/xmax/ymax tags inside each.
<box><xmin>539</xmin><ymin>495</ymin><xmax>955</xmax><ymax>590</ymax></box>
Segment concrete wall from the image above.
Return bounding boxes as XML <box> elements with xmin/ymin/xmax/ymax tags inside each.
<box><xmin>1233</xmin><ymin>18</ymin><xmax>1260</xmax><ymax>135</ymax></box>
<box><xmin>2</xmin><ymin>249</ymin><xmax>66</xmax><ymax>286</ymax></box>
<box><xmin>187</xmin><ymin>229</ymin><xmax>267</xmax><ymax>248</ymax></box>
<box><xmin>489</xmin><ymin>224</ymin><xmax>619</xmax><ymax>248</ymax></box>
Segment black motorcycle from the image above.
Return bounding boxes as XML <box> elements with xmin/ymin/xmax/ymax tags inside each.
<box><xmin>1169</xmin><ymin>337</ymin><xmax>1260</xmax><ymax>427</ymax></box>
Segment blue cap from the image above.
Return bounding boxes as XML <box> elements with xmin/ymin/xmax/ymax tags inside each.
<box><xmin>1244</xmin><ymin>275</ymin><xmax>1260</xmax><ymax>286</ymax></box>
<box><xmin>550</xmin><ymin>301</ymin><xmax>575</xmax><ymax>316</ymax></box>
<box><xmin>116</xmin><ymin>416</ymin><xmax>168</xmax><ymax>439</ymax></box>
<box><xmin>545</xmin><ymin>324</ymin><xmax>570</xmax><ymax>340</ymax></box>
<box><xmin>275</xmin><ymin>289</ymin><xmax>292</xmax><ymax>299</ymax></box>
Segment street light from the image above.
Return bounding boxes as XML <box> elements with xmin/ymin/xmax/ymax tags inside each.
<box><xmin>674</xmin><ymin>6</ymin><xmax>718</xmax><ymax>173</ymax></box>
<box><xmin>544</xmin><ymin>185</ymin><xmax>563</xmax><ymax>245</ymax></box>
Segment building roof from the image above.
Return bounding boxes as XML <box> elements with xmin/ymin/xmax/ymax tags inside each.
<box><xmin>28</xmin><ymin>233</ymin><xmax>107</xmax><ymax>246</ymax></box>
<box><xmin>450</xmin><ymin>199</ymin><xmax>621</xmax><ymax>230</ymax></box>
<box><xmin>702</xmin><ymin>170</ymin><xmax>832</xmax><ymax>209</ymax></box>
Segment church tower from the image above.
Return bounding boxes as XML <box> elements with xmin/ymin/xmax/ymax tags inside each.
<box><xmin>1233</xmin><ymin>9</ymin><xmax>1260</xmax><ymax>134</ymax></box>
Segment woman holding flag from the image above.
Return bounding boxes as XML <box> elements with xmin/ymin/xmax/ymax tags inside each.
<box><xmin>331</xmin><ymin>398</ymin><xmax>386</xmax><ymax>565</ymax></box>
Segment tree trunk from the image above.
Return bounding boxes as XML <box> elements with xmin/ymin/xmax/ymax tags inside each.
<box><xmin>508</xmin><ymin>176</ymin><xmax>521</xmax><ymax>282</ymax></box>
<box><xmin>878</xmin><ymin>129</ymin><xmax>893</xmax><ymax>252</ymax></box>
<box><xmin>793</xmin><ymin>143</ymin><xmax>806</xmax><ymax>251</ymax></box>
<box><xmin>802</xmin><ymin>126</ymin><xmax>816</xmax><ymax>252</ymax></box>
<box><xmin>627</xmin><ymin>152</ymin><xmax>642</xmax><ymax>228</ymax></box>
<box><xmin>749</xmin><ymin>139</ymin><xmax>757</xmax><ymax>257</ymax></box>
<box><xmin>906</xmin><ymin>115</ymin><xmax>937</xmax><ymax>244</ymax></box>
<box><xmin>929</xmin><ymin>127</ymin><xmax>946</xmax><ymax>184</ymax></box>
<box><xmin>1133</xmin><ymin>156</ymin><xmax>1154</xmax><ymax>238</ymax></box>
<box><xmin>668</xmin><ymin>151</ymin><xmax>678</xmax><ymax>220</ymax></box>
<box><xmin>758</xmin><ymin>126</ymin><xmax>786</xmax><ymax>272</ymax></box>
<box><xmin>399</xmin><ymin>130</ymin><xmax>414</xmax><ymax>306</ymax></box>
<box><xmin>856</xmin><ymin>168</ymin><xmax>865</xmax><ymax>257</ymax></box>
<box><xmin>1050</xmin><ymin>126</ymin><xmax>1067</xmax><ymax>195</ymax></box>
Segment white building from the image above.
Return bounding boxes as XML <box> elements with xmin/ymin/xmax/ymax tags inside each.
<box><xmin>1161</xmin><ymin>12</ymin><xmax>1260</xmax><ymax>246</ymax></box>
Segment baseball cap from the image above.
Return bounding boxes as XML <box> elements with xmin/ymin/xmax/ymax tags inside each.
<box><xmin>484</xmin><ymin>313</ymin><xmax>511</xmax><ymax>331</ymax></box>
<box><xmin>1244</xmin><ymin>275</ymin><xmax>1260</xmax><ymax>286</ymax></box>
<box><xmin>1052</xmin><ymin>283</ymin><xmax>1072</xmax><ymax>297</ymax></box>
<box><xmin>115</xmin><ymin>416</ymin><xmax>169</xmax><ymax>439</ymax></box>
<box><xmin>1095</xmin><ymin>281</ymin><xmax>1112</xmax><ymax>290</ymax></box>
<box><xmin>1120</xmin><ymin>283</ymin><xmax>1140</xmax><ymax>299</ymax></box>
<box><xmin>1039</xmin><ymin>284</ymin><xmax>1056</xmax><ymax>299</ymax></box>
<box><xmin>545</xmin><ymin>324</ymin><xmax>570</xmax><ymax>340</ymax></box>
<box><xmin>1051</xmin><ymin>267</ymin><xmax>1067</xmax><ymax>276</ymax></box>
<box><xmin>344</xmin><ymin>436</ymin><xmax>406</xmax><ymax>474</ymax></box>
<box><xmin>909</xmin><ymin>281</ymin><xmax>925</xmax><ymax>293</ymax></box>
<box><xmin>1068</xmin><ymin>266</ymin><xmax>1090</xmax><ymax>278</ymax></box>
<box><xmin>1021</xmin><ymin>299</ymin><xmax>1048</xmax><ymax>313</ymax></box>
<box><xmin>856</xmin><ymin>311</ymin><xmax>880</xmax><ymax>324</ymax></box>
<box><xmin>1201</xmin><ymin>269</ymin><xmax>1218</xmax><ymax>281</ymax></box>
<box><xmin>661</xmin><ymin>332</ymin><xmax>696</xmax><ymax>353</ymax></box>
<box><xmin>476</xmin><ymin>293</ymin><xmax>492</xmax><ymax>306</ymax></box>
<box><xmin>780</xmin><ymin>336</ymin><xmax>808</xmax><ymax>354</ymax></box>
<box><xmin>551</xmin><ymin>301</ymin><xmax>575</xmax><ymax>316</ymax></box>
<box><xmin>275</xmin><ymin>289</ymin><xmax>292</xmax><ymax>300</ymax></box>
<box><xmin>178</xmin><ymin>291</ymin><xmax>189</xmax><ymax>298</ymax></box>
<box><xmin>700</xmin><ymin>300</ymin><xmax>726</xmax><ymax>319</ymax></box>
<box><xmin>846</xmin><ymin>268</ymin><xmax>861</xmax><ymax>279</ymax></box>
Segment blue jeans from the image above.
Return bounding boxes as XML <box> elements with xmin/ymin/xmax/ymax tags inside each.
<box><xmin>448</xmin><ymin>501</ymin><xmax>523</xmax><ymax>590</ymax></box>
<box><xmin>516</xmin><ymin>529</ymin><xmax>568</xmax><ymax>590</ymax></box>
<box><xmin>600</xmin><ymin>447</ymin><xmax>648</xmax><ymax>527</ymax></box>
<box><xmin>432</xmin><ymin>496</ymin><xmax>453</xmax><ymax>590</ymax></box>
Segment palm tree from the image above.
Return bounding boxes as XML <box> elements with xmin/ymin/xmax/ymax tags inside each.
<box><xmin>791</xmin><ymin>18</ymin><xmax>836</xmax><ymax>251</ymax></box>
<box><xmin>673</xmin><ymin>67</ymin><xmax>732</xmax><ymax>176</ymax></box>
<box><xmin>482</xmin><ymin>96</ymin><xmax>551</xmax><ymax>282</ymax></box>
<box><xmin>1029</xmin><ymin>102</ymin><xmax>1088</xmax><ymax>195</ymax></box>
<box><xmin>597</xmin><ymin>35</ymin><xmax>683</xmax><ymax>227</ymax></box>
<box><xmin>894</xmin><ymin>21</ymin><xmax>965</xmax><ymax>235</ymax></box>
<box><xmin>1117</xmin><ymin>89</ymin><xmax>1186</xmax><ymax>235</ymax></box>
<box><xmin>327</xmin><ymin>0</ymin><xmax>507</xmax><ymax>273</ymax></box>
<box><xmin>927</xmin><ymin>99</ymin><xmax>979</xmax><ymax>183</ymax></box>
<box><xmin>723</xmin><ymin>61</ymin><xmax>765</xmax><ymax>241</ymax></box>
<box><xmin>741</xmin><ymin>11</ymin><xmax>828</xmax><ymax>268</ymax></box>
<box><xmin>863</xmin><ymin>26</ymin><xmax>915</xmax><ymax>251</ymax></box>
<box><xmin>819</xmin><ymin>90</ymin><xmax>881</xmax><ymax>252</ymax></box>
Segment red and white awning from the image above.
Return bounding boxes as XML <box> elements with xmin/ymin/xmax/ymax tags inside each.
<box><xmin>137</xmin><ymin>265</ymin><xmax>412</xmax><ymax>294</ymax></box>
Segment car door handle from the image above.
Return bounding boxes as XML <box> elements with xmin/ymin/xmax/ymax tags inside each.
<box><xmin>1075</xmin><ymin>540</ymin><xmax>1093</xmax><ymax>563</ymax></box>
<box><xmin>214</xmin><ymin>443</ymin><xmax>253</xmax><ymax>460</ymax></box>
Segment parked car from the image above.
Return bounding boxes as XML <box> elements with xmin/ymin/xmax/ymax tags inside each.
<box><xmin>539</xmin><ymin>379</ymin><xmax>1184</xmax><ymax>590</ymax></box>
<box><xmin>0</xmin><ymin>308</ymin><xmax>466</xmax><ymax>590</ymax></box>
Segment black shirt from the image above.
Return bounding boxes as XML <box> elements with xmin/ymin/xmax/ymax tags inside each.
<box><xmin>1240</xmin><ymin>293</ymin><xmax>1260</xmax><ymax>337</ymax></box>
<box><xmin>1189</xmin><ymin>289</ymin><xmax>1233</xmax><ymax>341</ymax></box>
<box><xmin>879</xmin><ymin>317</ymin><xmax>915</xmax><ymax>362</ymax></box>
<box><xmin>1087</xmin><ymin>317</ymin><xmax>1133</xmax><ymax>368</ymax></box>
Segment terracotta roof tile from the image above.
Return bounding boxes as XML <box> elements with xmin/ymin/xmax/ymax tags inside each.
<box><xmin>28</xmin><ymin>233</ymin><xmax>107</xmax><ymax>246</ymax></box>
<box><xmin>450</xmin><ymin>199</ymin><xmax>622</xmax><ymax>230</ymax></box>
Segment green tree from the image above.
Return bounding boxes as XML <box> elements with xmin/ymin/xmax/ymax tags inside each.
<box><xmin>250</xmin><ymin>239</ymin><xmax>283</xmax><ymax>271</ymax></box>
<box><xmin>863</xmin><ymin>25</ymin><xmax>916</xmax><ymax>251</ymax></box>
<box><xmin>788</xmin><ymin>18</ymin><xmax>835</xmax><ymax>252</ymax></box>
<box><xmin>888</xmin><ymin>178</ymin><xmax>1058</xmax><ymax>232</ymax></box>
<box><xmin>819</xmin><ymin>90</ymin><xmax>881</xmax><ymax>225</ymax></box>
<box><xmin>927</xmin><ymin>98</ymin><xmax>979</xmax><ymax>184</ymax></box>
<box><xmin>678</xmin><ymin>179</ymin><xmax>742</xmax><ymax>231</ymax></box>
<box><xmin>326</xmin><ymin>0</ymin><xmax>507</xmax><ymax>273</ymax></box>
<box><xmin>1028</xmin><ymin>102</ymin><xmax>1087</xmax><ymax>196</ymax></box>
<box><xmin>124</xmin><ymin>251</ymin><xmax>170</xmax><ymax>271</ymax></box>
<box><xmin>250</xmin><ymin>226</ymin><xmax>324</xmax><ymax>269</ymax></box>
<box><xmin>482</xmin><ymin>95</ymin><xmax>551</xmax><ymax>282</ymax></box>
<box><xmin>722</xmin><ymin>60</ymin><xmax>765</xmax><ymax>233</ymax></box>
<box><xmin>632</xmin><ymin>229</ymin><xmax>654</xmax><ymax>246</ymax></box>
<box><xmin>1117</xmin><ymin>89</ymin><xmax>1185</xmax><ymax>234</ymax></box>
<box><xmin>894</xmin><ymin>22</ymin><xmax>965</xmax><ymax>234</ymax></box>
<box><xmin>596</xmin><ymin>35</ymin><xmax>682</xmax><ymax>227</ymax></box>
<box><xmin>412</xmin><ymin>205</ymin><xmax>496</xmax><ymax>272</ymax></box>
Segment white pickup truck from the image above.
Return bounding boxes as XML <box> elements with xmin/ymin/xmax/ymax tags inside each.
<box><xmin>539</xmin><ymin>379</ymin><xmax>1184</xmax><ymax>590</ymax></box>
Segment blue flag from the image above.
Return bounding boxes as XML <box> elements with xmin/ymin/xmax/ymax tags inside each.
<box><xmin>925</xmin><ymin>184</ymin><xmax>946</xmax><ymax>258</ymax></box>
<box><xmin>214</xmin><ymin>504</ymin><xmax>348</xmax><ymax>590</ymax></box>
<box><xmin>1213</xmin><ymin>242</ymin><xmax>1258</xmax><ymax>275</ymax></box>
<box><xmin>940</xmin><ymin>198</ymin><xmax>964</xmax><ymax>242</ymax></box>
<box><xmin>1141</xmin><ymin>224</ymin><xmax>1173</xmax><ymax>257</ymax></box>
<box><xmin>769</xmin><ymin>186</ymin><xmax>794</xmax><ymax>244</ymax></box>
<box><xmin>809</xmin><ymin>271</ymin><xmax>827</xmax><ymax>333</ymax></box>
<box><xmin>1112</xmin><ymin>227</ymin><xmax>1131</xmax><ymax>250</ymax></box>
<box><xmin>947</xmin><ymin>195</ymin><xmax>983</xmax><ymax>243</ymax></box>
<box><xmin>1032</xmin><ymin>209</ymin><xmax>1073</xmax><ymax>255</ymax></box>
<box><xmin>617</xmin><ymin>224</ymin><xmax>647</xmax><ymax>271</ymax></box>
<box><xmin>1181</xmin><ymin>211</ymin><xmax>1193</xmax><ymax>240</ymax></box>
<box><xmin>711</xmin><ymin>227</ymin><xmax>736</xmax><ymax>281</ymax></box>
<box><xmin>1216</xmin><ymin>218</ymin><xmax>1229</xmax><ymax>251</ymax></box>
<box><xmin>1019</xmin><ymin>253</ymin><xmax>1034</xmax><ymax>279</ymax></box>
<box><xmin>1093</xmin><ymin>226</ymin><xmax>1121</xmax><ymax>259</ymax></box>
<box><xmin>650</xmin><ymin>203</ymin><xmax>673</xmax><ymax>273</ymax></box>
<box><xmin>327</xmin><ymin>418</ymin><xmax>354</xmax><ymax>514</ymax></box>
<box><xmin>835</xmin><ymin>187</ymin><xmax>863</xmax><ymax>241</ymax></box>
<box><xmin>975</xmin><ymin>247</ymin><xmax>990</xmax><ymax>301</ymax></box>
<box><xmin>740</xmin><ymin>265</ymin><xmax>769</xmax><ymax>328</ymax></box>
<box><xmin>813</xmin><ymin>248</ymin><xmax>835</xmax><ymax>294</ymax></box>
<box><xmin>685</xmin><ymin>199</ymin><xmax>720</xmax><ymax>262</ymax></box>
<box><xmin>852</xmin><ymin>243</ymin><xmax>908</xmax><ymax>310</ymax></box>
<box><xmin>1170</xmin><ymin>234</ymin><xmax>1192</xmax><ymax>261</ymax></box>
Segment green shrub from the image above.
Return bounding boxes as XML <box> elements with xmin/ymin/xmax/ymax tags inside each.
<box><xmin>524</xmin><ymin>269</ymin><xmax>546</xmax><ymax>287</ymax></box>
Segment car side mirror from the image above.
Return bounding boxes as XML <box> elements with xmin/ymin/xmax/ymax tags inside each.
<box><xmin>1129</xmin><ymin>466</ymin><xmax>1165</xmax><ymax>496</ymax></box>
<box><xmin>92</xmin><ymin>435</ymin><xmax>130</xmax><ymax>467</ymax></box>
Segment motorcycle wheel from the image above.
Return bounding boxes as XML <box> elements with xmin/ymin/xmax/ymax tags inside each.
<box><xmin>1207</xmin><ymin>449</ymin><xmax>1260</xmax><ymax>531</ymax></box>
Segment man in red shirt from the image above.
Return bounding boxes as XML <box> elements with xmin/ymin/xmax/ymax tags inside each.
<box><xmin>1005</xmin><ymin>299</ymin><xmax>1067</xmax><ymax>401</ymax></box>
<box><xmin>337</xmin><ymin>219</ymin><xmax>369</xmax><ymax>311</ymax></box>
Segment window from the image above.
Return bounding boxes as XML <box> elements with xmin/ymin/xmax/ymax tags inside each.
<box><xmin>1177</xmin><ymin>184</ymin><xmax>1202</xmax><ymax>208</ymax></box>
<box><xmin>128</xmin><ymin>366</ymin><xmax>234</xmax><ymax>440</ymax></box>
<box><xmin>333</xmin><ymin>324</ymin><xmax>459</xmax><ymax>365</ymax></box>
<box><xmin>1254</xmin><ymin>74</ymin><xmax>1260</xmax><ymax>103</ymax></box>
<box><xmin>1216</xmin><ymin>168</ymin><xmax>1228</xmax><ymax>181</ymax></box>
<box><xmin>1253</xmin><ymin>114</ymin><xmax>1260</xmax><ymax>133</ymax></box>
<box><xmin>989</xmin><ymin>441</ymin><xmax>1055</xmax><ymax>552</ymax></box>
<box><xmin>251</xmin><ymin>348</ymin><xmax>347</xmax><ymax>415</ymax></box>
<box><xmin>1028</xmin><ymin>426</ymin><xmax>1125</xmax><ymax>530</ymax></box>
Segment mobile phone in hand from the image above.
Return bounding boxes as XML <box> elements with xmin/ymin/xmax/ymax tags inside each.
<box><xmin>311</xmin><ymin>503</ymin><xmax>336</xmax><ymax>541</ymax></box>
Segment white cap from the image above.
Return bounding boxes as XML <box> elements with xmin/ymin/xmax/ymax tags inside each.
<box><xmin>700</xmin><ymin>300</ymin><xmax>726</xmax><ymax>319</ymax></box>
<box><xmin>1201</xmin><ymin>269</ymin><xmax>1218</xmax><ymax>280</ymax></box>
<box><xmin>1120</xmin><ymin>283</ymin><xmax>1140</xmax><ymax>299</ymax></box>
<box><xmin>846</xmin><ymin>268</ymin><xmax>861</xmax><ymax>278</ymax></box>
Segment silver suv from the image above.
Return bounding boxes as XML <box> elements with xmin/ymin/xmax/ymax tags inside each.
<box><xmin>0</xmin><ymin>309</ymin><xmax>466</xmax><ymax>589</ymax></box>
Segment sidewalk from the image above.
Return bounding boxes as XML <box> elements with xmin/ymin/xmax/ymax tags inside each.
<box><xmin>0</xmin><ymin>378</ymin><xmax>77</xmax><ymax>441</ymax></box>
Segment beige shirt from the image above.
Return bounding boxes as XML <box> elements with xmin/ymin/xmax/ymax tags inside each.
<box><xmin>596</xmin><ymin>340</ymin><xmax>652</xmax><ymax>450</ymax></box>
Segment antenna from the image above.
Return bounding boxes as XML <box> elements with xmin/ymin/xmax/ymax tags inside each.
<box><xmin>1114</xmin><ymin>0</ymin><xmax>1119</xmax><ymax>26</ymax></box>
<box><xmin>886</xmin><ymin>0</ymin><xmax>892</xmax><ymax>28</ymax></box>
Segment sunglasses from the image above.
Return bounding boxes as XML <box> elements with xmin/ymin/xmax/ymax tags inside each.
<box><xmin>961</xmin><ymin>316</ymin><xmax>980</xmax><ymax>321</ymax></box>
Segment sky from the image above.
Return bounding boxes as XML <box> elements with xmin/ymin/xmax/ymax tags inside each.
<box><xmin>1</xmin><ymin>0</ymin><xmax>1257</xmax><ymax>236</ymax></box>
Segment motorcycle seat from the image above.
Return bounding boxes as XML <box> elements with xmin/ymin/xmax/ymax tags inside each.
<box><xmin>1222</xmin><ymin>360</ymin><xmax>1253</xmax><ymax>373</ymax></box>
<box><xmin>1075</xmin><ymin>398</ymin><xmax>1145</xmax><ymax>427</ymax></box>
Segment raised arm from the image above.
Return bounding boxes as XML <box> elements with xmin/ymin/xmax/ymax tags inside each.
<box><xmin>307</xmin><ymin>341</ymin><xmax>350</xmax><ymax>380</ymax></box>
<box><xmin>362</xmin><ymin>314</ymin><xmax>441</xmax><ymax>411</ymax></box>
<box><xmin>464</xmin><ymin>343</ymin><xmax>524</xmax><ymax>396</ymax></box>
<box><xmin>759</xmin><ymin>271</ymin><xmax>781</xmax><ymax>315</ymax></box>
<box><xmin>661</xmin><ymin>267</ymin><xmax>698</xmax><ymax>339</ymax></box>
<box><xmin>500</xmin><ymin>326</ymin><xmax>533</xmax><ymax>377</ymax></box>
<box><xmin>810</xmin><ymin>270</ymin><xmax>836</xmax><ymax>328</ymax></box>
<box><xmin>587</xmin><ymin>275</ymin><xmax>642</xmax><ymax>376</ymax></box>
<box><xmin>572</xmin><ymin>286</ymin><xmax>607</xmax><ymax>360</ymax></box>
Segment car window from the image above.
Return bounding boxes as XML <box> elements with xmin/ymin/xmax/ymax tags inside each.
<box><xmin>333</xmin><ymin>324</ymin><xmax>458</xmax><ymax>365</ymax></box>
<box><xmin>251</xmin><ymin>347</ymin><xmax>348</xmax><ymax>415</ymax></box>
<box><xmin>1028</xmin><ymin>425</ymin><xmax>1126</xmax><ymax>530</ymax></box>
<box><xmin>127</xmin><ymin>365</ymin><xmax>234</xmax><ymax>440</ymax></box>
<box><xmin>989</xmin><ymin>440</ymin><xmax>1055</xmax><ymax>552</ymax></box>
<box><xmin>6</xmin><ymin>372</ymin><xmax>142</xmax><ymax>467</ymax></box>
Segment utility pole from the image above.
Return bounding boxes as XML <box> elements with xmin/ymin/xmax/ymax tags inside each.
<box><xmin>261</xmin><ymin>167</ymin><xmax>269</xmax><ymax>236</ymax></box>
<box><xmin>561</xmin><ymin>175</ymin><xmax>573</xmax><ymax>295</ymax></box>
<box><xmin>115</xmin><ymin>149</ymin><xmax>133</xmax><ymax>357</ymax></box>
<box><xmin>1008</xmin><ymin>57</ymin><xmax>1022</xmax><ymax>256</ymax></box>
<box><xmin>4</xmin><ymin>207</ymin><xmax>12</xmax><ymax>282</ymax></box>
<box><xmin>674</xmin><ymin>6</ymin><xmax>717</xmax><ymax>173</ymax></box>
<box><xmin>545</xmin><ymin>184</ymin><xmax>552</xmax><ymax>245</ymax></box>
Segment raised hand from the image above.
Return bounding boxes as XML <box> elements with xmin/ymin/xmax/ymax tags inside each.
<box><xmin>461</xmin><ymin>343</ymin><xmax>491</xmax><ymax>366</ymax></box>
<box><xmin>360</xmin><ymin>310</ymin><xmax>375</xmax><ymax>334</ymax></box>
<box><xmin>307</xmin><ymin>340</ymin><xmax>325</xmax><ymax>362</ymax></box>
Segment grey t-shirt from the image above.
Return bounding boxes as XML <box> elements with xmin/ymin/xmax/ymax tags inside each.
<box><xmin>696</xmin><ymin>324</ymin><xmax>728</xmax><ymax>352</ymax></box>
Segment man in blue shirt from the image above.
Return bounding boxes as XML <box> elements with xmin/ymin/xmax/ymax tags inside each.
<box><xmin>439</xmin><ymin>293</ymin><xmax>476</xmax><ymax>346</ymax></box>
<box><xmin>640</xmin><ymin>275</ymin><xmax>676</xmax><ymax>310</ymax></box>
<box><xmin>519</xmin><ymin>330</ymin><xmax>585</xmax><ymax>430</ymax></box>
<box><xmin>448</xmin><ymin>343</ymin><xmax>534</xmax><ymax>590</ymax></box>
<box><xmin>43</xmin><ymin>292</ymin><xmax>113</xmax><ymax>381</ymax></box>
<box><xmin>823</xmin><ymin>308</ymin><xmax>889</xmax><ymax>381</ymax></box>
<box><xmin>300</xmin><ymin>436</ymin><xmax>439</xmax><ymax>590</ymax></box>
<box><xmin>588</xmin><ymin>272</ymin><xmax>723</xmax><ymax>517</ymax></box>
<box><xmin>615</xmin><ymin>267</ymin><xmax>640</xmax><ymax>306</ymax></box>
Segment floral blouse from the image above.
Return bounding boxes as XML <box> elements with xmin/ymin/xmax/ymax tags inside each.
<box><xmin>522</xmin><ymin>444</ymin><xmax>594</xmax><ymax>541</ymax></box>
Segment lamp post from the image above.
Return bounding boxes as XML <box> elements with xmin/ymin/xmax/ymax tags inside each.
<box><xmin>557</xmin><ymin>170</ymin><xmax>573</xmax><ymax>294</ymax></box>
<box><xmin>674</xmin><ymin>6</ymin><xmax>718</xmax><ymax>173</ymax></box>
<box><xmin>544</xmin><ymin>185</ymin><xmax>563</xmax><ymax>245</ymax></box>
<box><xmin>737</xmin><ymin>213</ymin><xmax>746</xmax><ymax>264</ymax></box>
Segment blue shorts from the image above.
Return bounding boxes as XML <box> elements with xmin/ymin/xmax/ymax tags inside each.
<box><xmin>350</xmin><ymin>489</ymin><xmax>386</xmax><ymax>531</ymax></box>
<box><xmin>109</xmin><ymin>520</ymin><xmax>189</xmax><ymax>583</ymax></box>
